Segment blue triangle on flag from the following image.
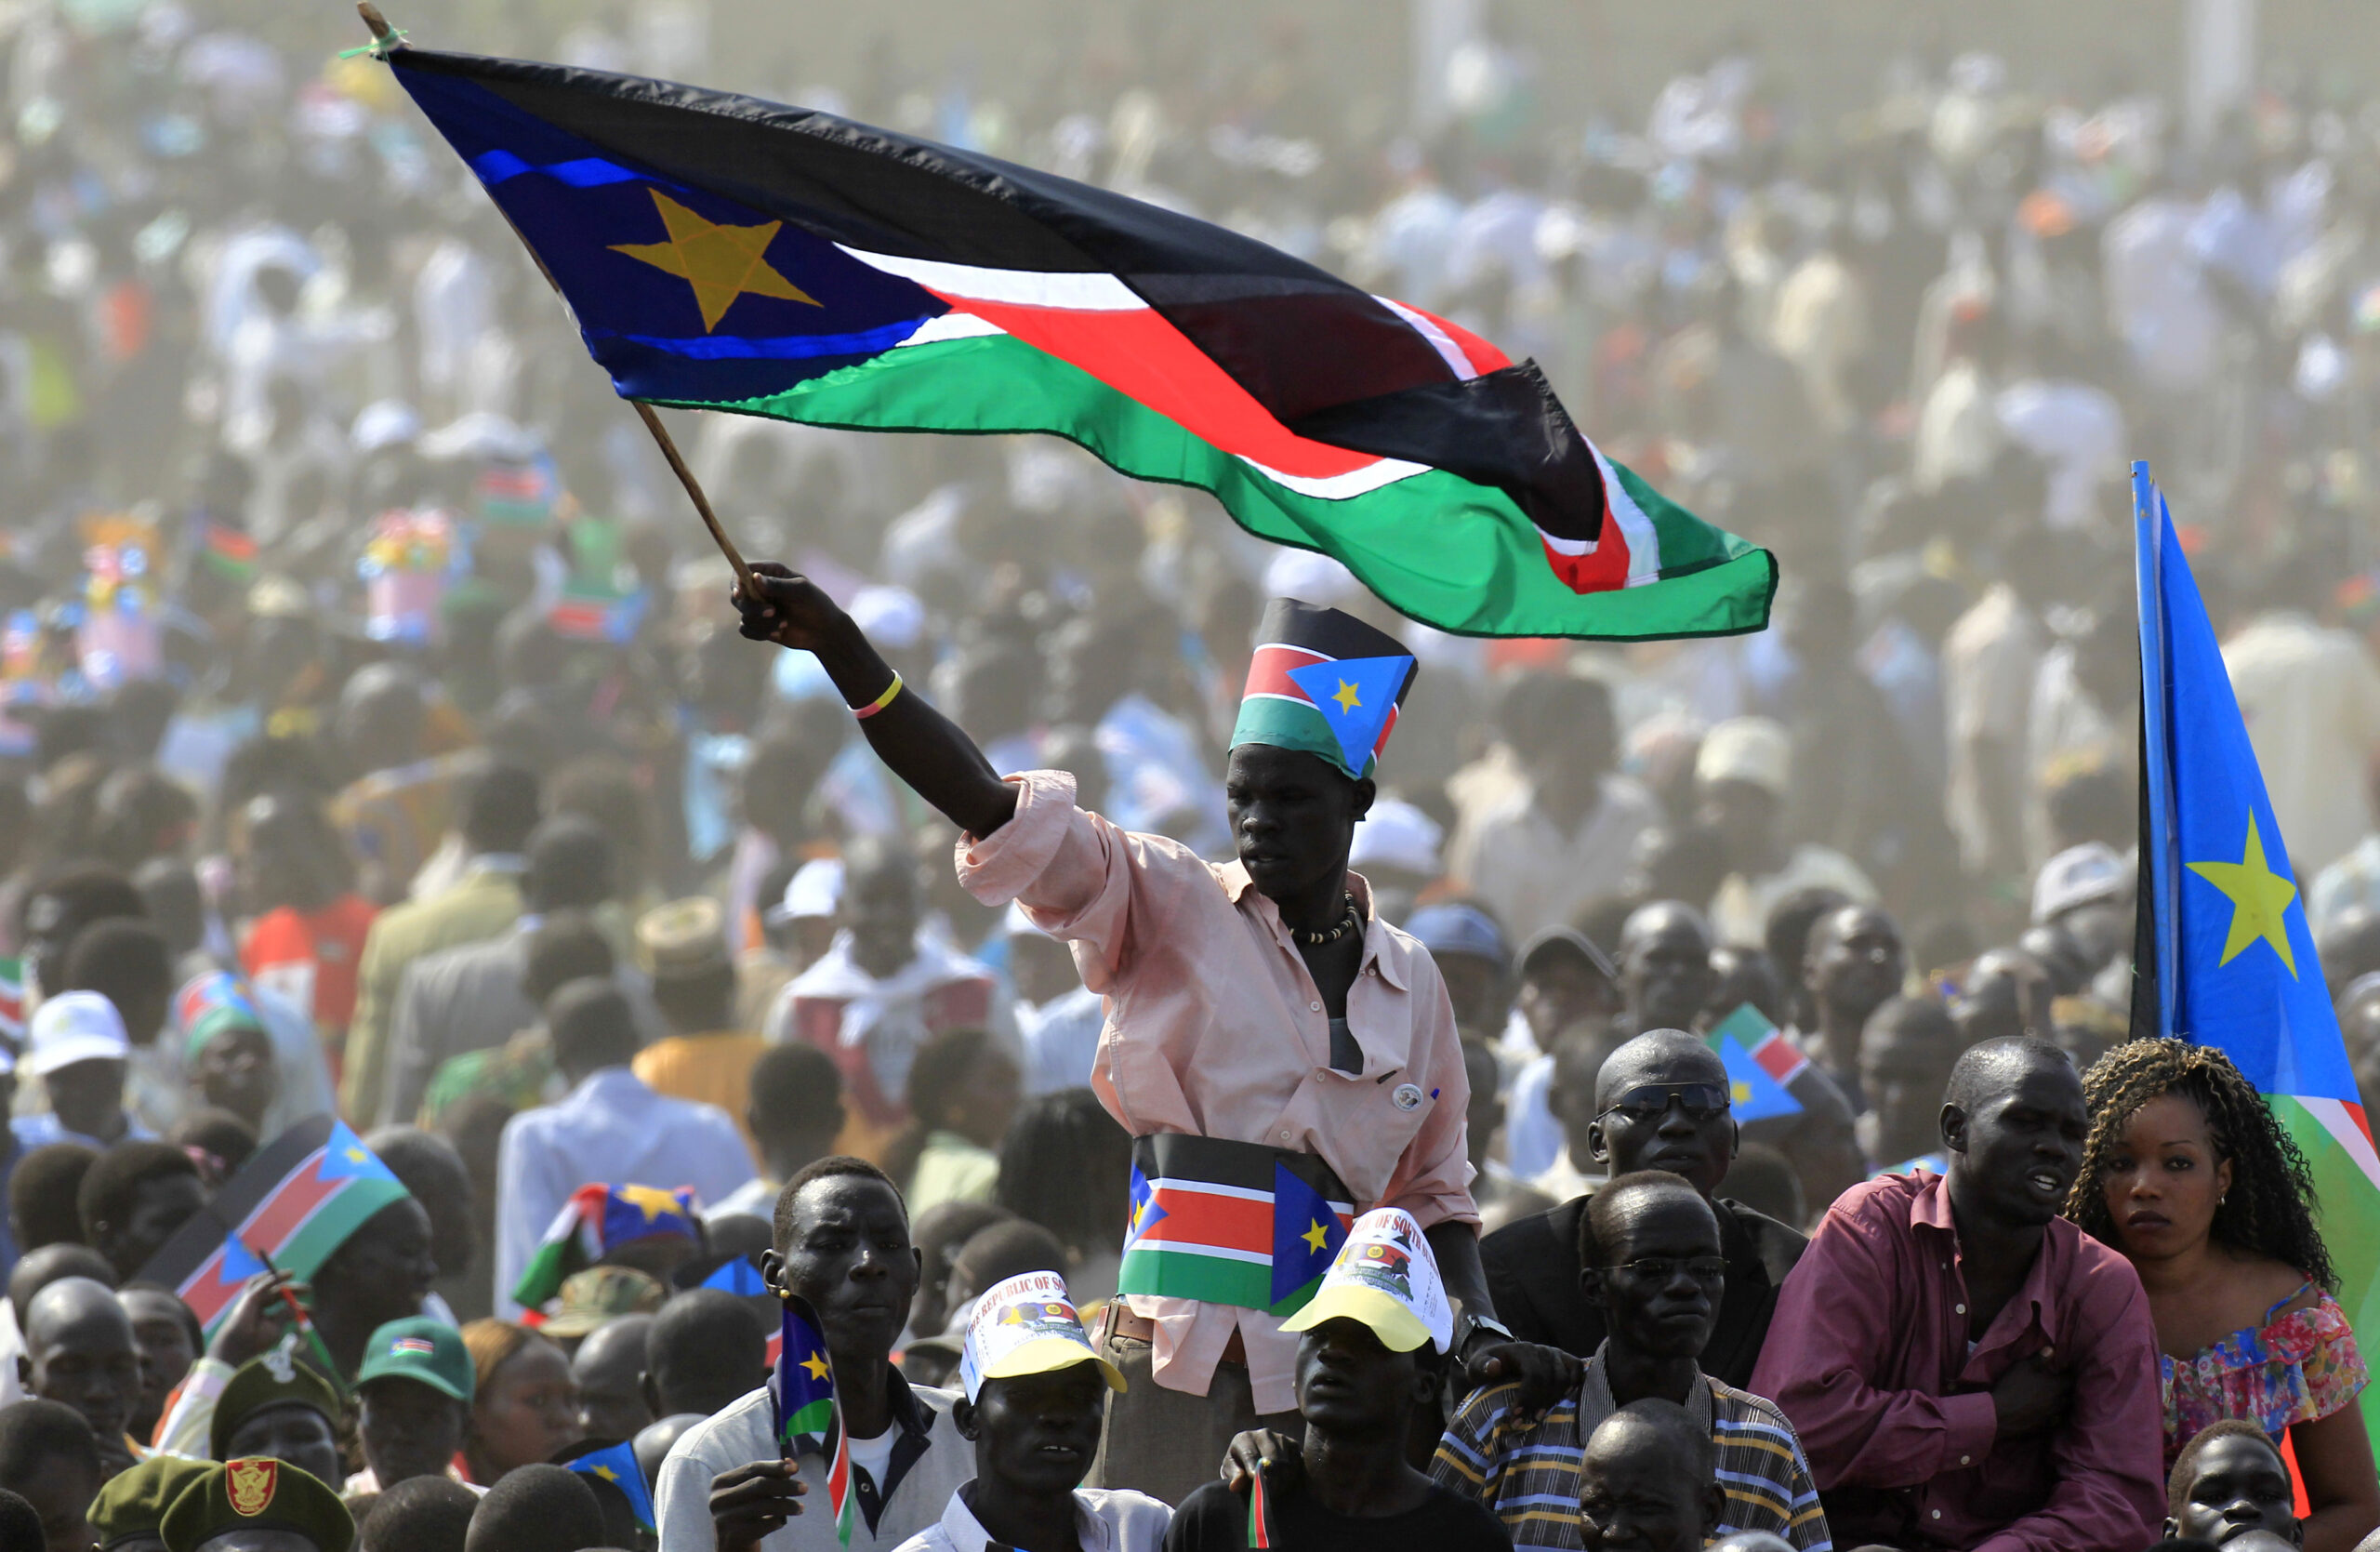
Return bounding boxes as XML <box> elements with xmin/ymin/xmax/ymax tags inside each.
<box><xmin>702</xmin><ymin>1255</ymin><xmax>769</xmax><ymax>1296</ymax></box>
<box><xmin>1270</xmin><ymin>1161</ymin><xmax>1346</xmax><ymax>1307</ymax></box>
<box><xmin>316</xmin><ymin>1121</ymin><xmax>400</xmax><ymax>1185</ymax></box>
<box><xmin>1284</xmin><ymin>655</ymin><xmax>1411</xmax><ymax>776</ymax></box>
<box><xmin>218</xmin><ymin>1234</ymin><xmax>269</xmax><ymax>1287</ymax></box>
<box><xmin>1712</xmin><ymin>1034</ymin><xmax>1801</xmax><ymax>1123</ymax></box>
<box><xmin>1124</xmin><ymin>1164</ymin><xmax>1167</xmax><ymax>1251</ymax></box>
<box><xmin>565</xmin><ymin>1438</ymin><xmax>657</xmax><ymax>1532</ymax></box>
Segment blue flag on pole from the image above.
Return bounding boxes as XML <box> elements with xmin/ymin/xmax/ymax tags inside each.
<box><xmin>2132</xmin><ymin>461</ymin><xmax>2380</xmax><ymax>1442</ymax></box>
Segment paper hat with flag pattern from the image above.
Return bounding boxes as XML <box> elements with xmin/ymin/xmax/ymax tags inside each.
<box><xmin>1232</xmin><ymin>598</ymin><xmax>1417</xmax><ymax>780</ymax></box>
<box><xmin>511</xmin><ymin>1183</ymin><xmax>703</xmax><ymax>1318</ymax></box>
<box><xmin>1279</xmin><ymin>1206</ymin><xmax>1451</xmax><ymax>1354</ymax></box>
<box><xmin>958</xmin><ymin>1269</ymin><xmax>1126</xmax><ymax>1401</ymax></box>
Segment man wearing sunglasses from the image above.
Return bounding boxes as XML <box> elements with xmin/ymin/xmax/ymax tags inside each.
<box><xmin>1433</xmin><ymin>1171</ymin><xmax>1831</xmax><ymax>1551</ymax></box>
<box><xmin>1479</xmin><ymin>1028</ymin><xmax>1808</xmax><ymax>1387</ymax></box>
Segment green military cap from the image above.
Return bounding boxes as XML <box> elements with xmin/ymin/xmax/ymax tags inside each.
<box><xmin>208</xmin><ymin>1350</ymin><xmax>342</xmax><ymax>1463</ymax></box>
<box><xmin>89</xmin><ymin>1456</ymin><xmax>216</xmax><ymax>1549</ymax></box>
<box><xmin>160</xmin><ymin>1459</ymin><xmax>354</xmax><ymax>1552</ymax></box>
<box><xmin>354</xmin><ymin>1315</ymin><xmax>474</xmax><ymax>1402</ymax></box>
<box><xmin>541</xmin><ymin>1264</ymin><xmax>667</xmax><ymax>1339</ymax></box>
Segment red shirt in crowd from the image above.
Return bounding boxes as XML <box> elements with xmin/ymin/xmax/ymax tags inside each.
<box><xmin>242</xmin><ymin>894</ymin><xmax>380</xmax><ymax>1037</ymax></box>
<box><xmin>1749</xmin><ymin>1170</ymin><xmax>2165</xmax><ymax>1552</ymax></box>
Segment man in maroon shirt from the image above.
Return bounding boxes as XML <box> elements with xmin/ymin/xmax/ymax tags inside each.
<box><xmin>1750</xmin><ymin>1037</ymin><xmax>2163</xmax><ymax>1552</ymax></box>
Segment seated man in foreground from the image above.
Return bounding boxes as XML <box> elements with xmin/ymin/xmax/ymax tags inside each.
<box><xmin>1437</xmin><ymin>1171</ymin><xmax>1829</xmax><ymax>1550</ymax></box>
<box><xmin>656</xmin><ymin>1156</ymin><xmax>971</xmax><ymax>1552</ymax></box>
<box><xmin>1750</xmin><ymin>1037</ymin><xmax>2164</xmax><ymax>1552</ymax></box>
<box><xmin>1176</xmin><ymin>1209</ymin><xmax>1512</xmax><ymax>1552</ymax></box>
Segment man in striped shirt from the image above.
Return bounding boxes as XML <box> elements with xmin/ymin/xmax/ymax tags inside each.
<box><xmin>1432</xmin><ymin>1172</ymin><xmax>1831</xmax><ymax>1552</ymax></box>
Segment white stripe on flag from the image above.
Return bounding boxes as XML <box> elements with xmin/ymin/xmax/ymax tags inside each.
<box><xmin>835</xmin><ymin>247</ymin><xmax>1144</xmax><ymax>311</ymax></box>
<box><xmin>1126</xmin><ymin>1241</ymin><xmax>1275</xmax><ymax>1266</ymax></box>
<box><xmin>1588</xmin><ymin>445</ymin><xmax>1664</xmax><ymax>584</ymax></box>
<box><xmin>896</xmin><ymin>312</ymin><xmax>1007</xmax><ymax>346</ymax></box>
<box><xmin>2299</xmin><ymin>1095</ymin><xmax>2380</xmax><ymax>1194</ymax></box>
<box><xmin>1372</xmin><ymin>296</ymin><xmax>1478</xmax><ymax>380</ymax></box>
<box><xmin>1239</xmin><ymin>453</ymin><xmax>1429</xmax><ymax>500</ymax></box>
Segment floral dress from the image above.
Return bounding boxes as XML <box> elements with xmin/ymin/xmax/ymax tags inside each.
<box><xmin>2161</xmin><ymin>1283</ymin><xmax>2369</xmax><ymax>1466</ymax></box>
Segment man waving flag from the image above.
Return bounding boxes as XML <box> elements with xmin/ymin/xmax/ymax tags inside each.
<box><xmin>2131</xmin><ymin>462</ymin><xmax>2380</xmax><ymax>1440</ymax></box>
<box><xmin>372</xmin><ymin>39</ymin><xmax>1774</xmax><ymax>642</ymax></box>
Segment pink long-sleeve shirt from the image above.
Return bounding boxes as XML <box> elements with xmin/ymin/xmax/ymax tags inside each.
<box><xmin>1749</xmin><ymin>1172</ymin><xmax>2164</xmax><ymax>1552</ymax></box>
<box><xmin>957</xmin><ymin>770</ymin><xmax>1477</xmax><ymax>1413</ymax></box>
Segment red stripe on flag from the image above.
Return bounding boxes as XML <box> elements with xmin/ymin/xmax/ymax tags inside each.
<box><xmin>178</xmin><ymin>1248</ymin><xmax>238</xmax><ymax>1329</ymax></box>
<box><xmin>1249</xmin><ymin>1465</ymin><xmax>1272</xmax><ymax>1547</ymax></box>
<box><xmin>1403</xmin><ymin>304</ymin><xmax>1512</xmax><ymax>376</ymax></box>
<box><xmin>1135</xmin><ymin>1187</ymin><xmax>1273</xmax><ymax>1254</ymax></box>
<box><xmin>924</xmin><ymin>297</ymin><xmax>1381</xmax><ymax>483</ymax></box>
<box><xmin>1750</xmin><ymin>1032</ymin><xmax>1808</xmax><ymax>1086</ymax></box>
<box><xmin>1241</xmin><ymin>643</ymin><xmax>1329</xmax><ymax>703</ymax></box>
<box><xmin>236</xmin><ymin>1151</ymin><xmax>344</xmax><ymax>1252</ymax></box>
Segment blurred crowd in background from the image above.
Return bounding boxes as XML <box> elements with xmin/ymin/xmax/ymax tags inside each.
<box><xmin>1</xmin><ymin>0</ymin><xmax>2379</xmax><ymax>1538</ymax></box>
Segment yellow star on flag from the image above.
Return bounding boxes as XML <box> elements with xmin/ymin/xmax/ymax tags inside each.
<box><xmin>800</xmin><ymin>1350</ymin><xmax>831</xmax><ymax>1382</ymax></box>
<box><xmin>610</xmin><ymin>188</ymin><xmax>819</xmax><ymax>332</ymax></box>
<box><xmin>591</xmin><ymin>1465</ymin><xmax>618</xmax><ymax>1483</ymax></box>
<box><xmin>2186</xmin><ymin>810</ymin><xmax>2299</xmax><ymax>976</ymax></box>
<box><xmin>1330</xmin><ymin>680</ymin><xmax>1362</xmax><ymax>715</ymax></box>
<box><xmin>1302</xmin><ymin>1219</ymin><xmax>1330</xmax><ymax>1254</ymax></box>
<box><xmin>615</xmin><ymin>1184</ymin><xmax>686</xmax><ymax>1223</ymax></box>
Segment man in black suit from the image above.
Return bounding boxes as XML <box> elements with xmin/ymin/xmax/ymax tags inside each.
<box><xmin>1478</xmin><ymin>1028</ymin><xmax>1805</xmax><ymax>1387</ymax></box>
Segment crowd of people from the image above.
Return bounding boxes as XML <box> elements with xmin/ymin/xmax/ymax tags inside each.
<box><xmin>3</xmin><ymin>0</ymin><xmax>2380</xmax><ymax>1549</ymax></box>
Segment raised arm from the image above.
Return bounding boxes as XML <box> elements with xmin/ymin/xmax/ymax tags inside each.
<box><xmin>734</xmin><ymin>564</ymin><xmax>1019</xmax><ymax>838</ymax></box>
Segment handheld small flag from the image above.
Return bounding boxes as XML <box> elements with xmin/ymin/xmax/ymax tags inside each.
<box><xmin>2130</xmin><ymin>463</ymin><xmax>2380</xmax><ymax>1442</ymax></box>
<box><xmin>511</xmin><ymin>1184</ymin><xmax>703</xmax><ymax>1317</ymax></box>
<box><xmin>1704</xmin><ymin>1003</ymin><xmax>1805</xmax><ymax>1123</ymax></box>
<box><xmin>772</xmin><ymin>1293</ymin><xmax>855</xmax><ymax>1545</ymax></box>
<box><xmin>563</xmin><ymin>1439</ymin><xmax>657</xmax><ymax>1532</ymax></box>
<box><xmin>1248</xmin><ymin>1462</ymin><xmax>1273</xmax><ymax>1548</ymax></box>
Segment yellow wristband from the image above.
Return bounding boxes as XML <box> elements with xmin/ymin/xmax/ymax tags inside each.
<box><xmin>853</xmin><ymin>671</ymin><xmax>904</xmax><ymax>721</ymax></box>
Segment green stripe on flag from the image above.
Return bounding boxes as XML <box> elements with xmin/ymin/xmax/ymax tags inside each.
<box><xmin>654</xmin><ymin>332</ymin><xmax>1775</xmax><ymax>643</ymax></box>
<box><xmin>275</xmin><ymin>1178</ymin><xmax>411</xmax><ymax>1282</ymax></box>
<box><xmin>2269</xmin><ymin>1095</ymin><xmax>2380</xmax><ymax>1440</ymax></box>
<box><xmin>1118</xmin><ymin>1247</ymin><xmax>1325</xmax><ymax>1317</ymax></box>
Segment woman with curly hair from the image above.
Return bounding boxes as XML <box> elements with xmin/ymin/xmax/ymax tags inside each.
<box><xmin>2068</xmin><ymin>1039</ymin><xmax>2379</xmax><ymax>1552</ymax></box>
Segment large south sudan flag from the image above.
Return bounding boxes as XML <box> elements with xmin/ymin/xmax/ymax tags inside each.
<box><xmin>2130</xmin><ymin>464</ymin><xmax>2380</xmax><ymax>1445</ymax></box>
<box><xmin>382</xmin><ymin>47</ymin><xmax>1776</xmax><ymax>641</ymax></box>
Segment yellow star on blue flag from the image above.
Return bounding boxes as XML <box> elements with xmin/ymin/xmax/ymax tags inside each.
<box><xmin>2186</xmin><ymin>812</ymin><xmax>2298</xmax><ymax>975</ymax></box>
<box><xmin>1285</xmin><ymin>655</ymin><xmax>1412</xmax><ymax>776</ymax></box>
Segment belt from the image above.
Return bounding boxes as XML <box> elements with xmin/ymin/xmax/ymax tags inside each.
<box><xmin>1103</xmin><ymin>1299</ymin><xmax>1248</xmax><ymax>1365</ymax></box>
<box><xmin>1117</xmin><ymin>1134</ymin><xmax>1357</xmax><ymax>1316</ymax></box>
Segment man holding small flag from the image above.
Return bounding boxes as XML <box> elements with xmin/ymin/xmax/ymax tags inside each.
<box><xmin>655</xmin><ymin>1157</ymin><xmax>969</xmax><ymax>1551</ymax></box>
<box><xmin>736</xmin><ymin>582</ymin><xmax>1574</xmax><ymax>1503</ymax></box>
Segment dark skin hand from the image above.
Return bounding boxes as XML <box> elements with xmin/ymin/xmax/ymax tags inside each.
<box><xmin>740</xmin><ymin>567</ymin><xmax>1573</xmax><ymax>1419</ymax></box>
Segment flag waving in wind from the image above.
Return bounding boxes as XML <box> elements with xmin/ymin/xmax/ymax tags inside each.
<box><xmin>377</xmin><ymin>46</ymin><xmax>1774</xmax><ymax>643</ymax></box>
<box><xmin>2131</xmin><ymin>463</ymin><xmax>2380</xmax><ymax>1439</ymax></box>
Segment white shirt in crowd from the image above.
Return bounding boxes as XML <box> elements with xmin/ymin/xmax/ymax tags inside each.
<box><xmin>891</xmin><ymin>1481</ymin><xmax>1172</xmax><ymax>1552</ymax></box>
<box><xmin>2222</xmin><ymin>611</ymin><xmax>2380</xmax><ymax>878</ymax></box>
<box><xmin>1448</xmin><ymin>774</ymin><xmax>1663</xmax><ymax>945</ymax></box>
<box><xmin>1942</xmin><ymin>582</ymin><xmax>2043</xmax><ymax>874</ymax></box>
<box><xmin>493</xmin><ymin>1066</ymin><xmax>756</xmax><ymax>1320</ymax></box>
<box><xmin>657</xmin><ymin>1381</ymin><xmax>971</xmax><ymax>1552</ymax></box>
